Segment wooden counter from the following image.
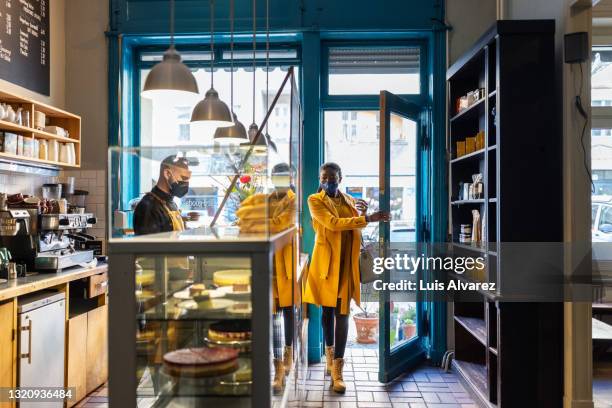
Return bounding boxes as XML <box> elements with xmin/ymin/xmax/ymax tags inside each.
<box><xmin>0</xmin><ymin>264</ymin><xmax>107</xmax><ymax>301</ymax></box>
<box><xmin>0</xmin><ymin>263</ymin><xmax>108</xmax><ymax>407</ymax></box>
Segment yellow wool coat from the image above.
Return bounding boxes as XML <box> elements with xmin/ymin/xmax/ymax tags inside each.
<box><xmin>303</xmin><ymin>190</ymin><xmax>367</xmax><ymax>313</ymax></box>
<box><xmin>238</xmin><ymin>190</ymin><xmax>298</xmax><ymax>308</ymax></box>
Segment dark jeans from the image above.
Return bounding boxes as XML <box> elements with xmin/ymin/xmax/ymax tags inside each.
<box><xmin>273</xmin><ymin>306</ymin><xmax>294</xmax><ymax>359</ymax></box>
<box><xmin>322</xmin><ymin>300</ymin><xmax>349</xmax><ymax>359</ymax></box>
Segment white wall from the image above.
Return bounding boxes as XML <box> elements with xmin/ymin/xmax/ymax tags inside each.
<box><xmin>65</xmin><ymin>0</ymin><xmax>109</xmax><ymax>171</ymax></box>
<box><xmin>446</xmin><ymin>0</ymin><xmax>497</xmax><ymax>65</ymax></box>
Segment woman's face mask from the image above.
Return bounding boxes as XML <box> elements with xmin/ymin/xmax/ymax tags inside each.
<box><xmin>320</xmin><ymin>181</ymin><xmax>339</xmax><ymax>197</ymax></box>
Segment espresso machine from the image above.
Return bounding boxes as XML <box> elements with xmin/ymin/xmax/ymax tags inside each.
<box><xmin>0</xmin><ymin>210</ymin><xmax>98</xmax><ymax>273</ymax></box>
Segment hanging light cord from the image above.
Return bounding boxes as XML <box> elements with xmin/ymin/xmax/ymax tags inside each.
<box><xmin>210</xmin><ymin>0</ymin><xmax>215</xmax><ymax>88</ymax></box>
<box><xmin>252</xmin><ymin>0</ymin><xmax>256</xmax><ymax>124</ymax></box>
<box><xmin>230</xmin><ymin>0</ymin><xmax>234</xmax><ymax>114</ymax></box>
<box><xmin>265</xmin><ymin>0</ymin><xmax>269</xmax><ymax>134</ymax></box>
<box><xmin>169</xmin><ymin>0</ymin><xmax>175</xmax><ymax>46</ymax></box>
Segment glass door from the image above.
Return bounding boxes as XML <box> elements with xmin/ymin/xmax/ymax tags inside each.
<box><xmin>378</xmin><ymin>90</ymin><xmax>429</xmax><ymax>382</ymax></box>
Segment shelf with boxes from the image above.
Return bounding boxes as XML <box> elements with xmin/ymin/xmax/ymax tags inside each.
<box><xmin>0</xmin><ymin>90</ymin><xmax>81</xmax><ymax>168</ymax></box>
<box><xmin>447</xmin><ymin>20</ymin><xmax>562</xmax><ymax>408</ymax></box>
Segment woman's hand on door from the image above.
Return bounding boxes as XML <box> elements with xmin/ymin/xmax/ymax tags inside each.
<box><xmin>365</xmin><ymin>211</ymin><xmax>391</xmax><ymax>223</ymax></box>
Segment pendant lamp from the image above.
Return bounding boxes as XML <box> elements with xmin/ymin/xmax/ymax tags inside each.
<box><xmin>262</xmin><ymin>0</ymin><xmax>277</xmax><ymax>153</ymax></box>
<box><xmin>191</xmin><ymin>0</ymin><xmax>233</xmax><ymax>128</ymax></box>
<box><xmin>141</xmin><ymin>0</ymin><xmax>199</xmax><ymax>99</ymax></box>
<box><xmin>214</xmin><ymin>0</ymin><xmax>248</xmax><ymax>144</ymax></box>
<box><xmin>241</xmin><ymin>0</ymin><xmax>272</xmax><ymax>154</ymax></box>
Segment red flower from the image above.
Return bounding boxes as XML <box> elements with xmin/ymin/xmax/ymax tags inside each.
<box><xmin>239</xmin><ymin>175</ymin><xmax>251</xmax><ymax>184</ymax></box>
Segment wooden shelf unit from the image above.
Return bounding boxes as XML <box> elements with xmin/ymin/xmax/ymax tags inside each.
<box><xmin>447</xmin><ymin>20</ymin><xmax>563</xmax><ymax>408</ymax></box>
<box><xmin>0</xmin><ymin>90</ymin><xmax>81</xmax><ymax>168</ymax></box>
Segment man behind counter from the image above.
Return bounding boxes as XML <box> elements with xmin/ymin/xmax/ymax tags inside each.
<box><xmin>134</xmin><ymin>155</ymin><xmax>192</xmax><ymax>235</ymax></box>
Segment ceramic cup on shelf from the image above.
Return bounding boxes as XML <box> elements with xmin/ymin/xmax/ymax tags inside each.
<box><xmin>34</xmin><ymin>111</ymin><xmax>46</xmax><ymax>130</ymax></box>
<box><xmin>48</xmin><ymin>140</ymin><xmax>59</xmax><ymax>162</ymax></box>
<box><xmin>67</xmin><ymin>143</ymin><xmax>76</xmax><ymax>165</ymax></box>
<box><xmin>59</xmin><ymin>143</ymin><xmax>69</xmax><ymax>164</ymax></box>
<box><xmin>39</xmin><ymin>140</ymin><xmax>48</xmax><ymax>160</ymax></box>
<box><xmin>0</xmin><ymin>104</ymin><xmax>5</xmax><ymax>121</ymax></box>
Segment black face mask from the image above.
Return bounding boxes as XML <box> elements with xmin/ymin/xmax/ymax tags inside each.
<box><xmin>168</xmin><ymin>173</ymin><xmax>189</xmax><ymax>198</ymax></box>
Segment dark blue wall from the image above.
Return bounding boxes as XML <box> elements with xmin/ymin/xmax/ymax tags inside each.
<box><xmin>111</xmin><ymin>0</ymin><xmax>445</xmax><ymax>34</ymax></box>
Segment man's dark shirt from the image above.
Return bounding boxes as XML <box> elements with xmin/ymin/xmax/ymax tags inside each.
<box><xmin>133</xmin><ymin>186</ymin><xmax>180</xmax><ymax>235</ymax></box>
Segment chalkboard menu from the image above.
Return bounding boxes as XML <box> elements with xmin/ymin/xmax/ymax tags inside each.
<box><xmin>0</xmin><ymin>0</ymin><xmax>49</xmax><ymax>95</ymax></box>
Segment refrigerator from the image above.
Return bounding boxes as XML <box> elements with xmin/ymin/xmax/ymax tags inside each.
<box><xmin>18</xmin><ymin>291</ymin><xmax>66</xmax><ymax>408</ymax></box>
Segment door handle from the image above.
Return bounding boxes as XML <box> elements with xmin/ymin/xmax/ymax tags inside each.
<box><xmin>20</xmin><ymin>319</ymin><xmax>32</xmax><ymax>364</ymax></box>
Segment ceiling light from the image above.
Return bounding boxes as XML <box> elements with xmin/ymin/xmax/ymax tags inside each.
<box><xmin>190</xmin><ymin>0</ymin><xmax>233</xmax><ymax>127</ymax></box>
<box><xmin>141</xmin><ymin>0</ymin><xmax>198</xmax><ymax>99</ymax></box>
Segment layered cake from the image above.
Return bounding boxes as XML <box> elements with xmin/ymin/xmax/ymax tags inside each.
<box><xmin>208</xmin><ymin>320</ymin><xmax>252</xmax><ymax>342</ymax></box>
<box><xmin>213</xmin><ymin>269</ymin><xmax>251</xmax><ymax>287</ymax></box>
<box><xmin>163</xmin><ymin>347</ymin><xmax>239</xmax><ymax>378</ymax></box>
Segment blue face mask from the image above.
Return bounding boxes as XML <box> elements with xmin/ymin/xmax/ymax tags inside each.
<box><xmin>321</xmin><ymin>181</ymin><xmax>339</xmax><ymax>197</ymax></box>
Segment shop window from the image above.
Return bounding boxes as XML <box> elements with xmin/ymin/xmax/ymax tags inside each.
<box><xmin>138</xmin><ymin>64</ymin><xmax>299</xmax><ymax>197</ymax></box>
<box><xmin>327</xmin><ymin>46</ymin><xmax>420</xmax><ymax>95</ymax></box>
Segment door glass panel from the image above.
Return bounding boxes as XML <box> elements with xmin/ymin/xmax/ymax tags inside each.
<box><xmin>324</xmin><ymin>110</ymin><xmax>380</xmax><ymax>244</ymax></box>
<box><xmin>388</xmin><ymin>113</ymin><xmax>418</xmax><ymax>350</ymax></box>
<box><xmin>324</xmin><ymin>110</ymin><xmax>381</xmax><ymax>339</ymax></box>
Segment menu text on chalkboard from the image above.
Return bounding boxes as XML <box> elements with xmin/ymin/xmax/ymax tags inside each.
<box><xmin>0</xmin><ymin>0</ymin><xmax>50</xmax><ymax>95</ymax></box>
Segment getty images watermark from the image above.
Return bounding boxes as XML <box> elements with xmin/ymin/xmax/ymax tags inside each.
<box><xmin>370</xmin><ymin>253</ymin><xmax>496</xmax><ymax>292</ymax></box>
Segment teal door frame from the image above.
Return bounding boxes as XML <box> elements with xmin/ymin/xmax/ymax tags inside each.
<box><xmin>378</xmin><ymin>91</ymin><xmax>429</xmax><ymax>382</ymax></box>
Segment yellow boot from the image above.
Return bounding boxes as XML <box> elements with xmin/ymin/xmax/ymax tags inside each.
<box><xmin>331</xmin><ymin>358</ymin><xmax>346</xmax><ymax>394</ymax></box>
<box><xmin>325</xmin><ymin>346</ymin><xmax>334</xmax><ymax>376</ymax></box>
<box><xmin>283</xmin><ymin>345</ymin><xmax>293</xmax><ymax>375</ymax></box>
<box><xmin>272</xmin><ymin>358</ymin><xmax>285</xmax><ymax>395</ymax></box>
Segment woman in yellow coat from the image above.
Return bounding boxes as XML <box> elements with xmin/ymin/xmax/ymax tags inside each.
<box><xmin>303</xmin><ymin>162</ymin><xmax>389</xmax><ymax>393</ymax></box>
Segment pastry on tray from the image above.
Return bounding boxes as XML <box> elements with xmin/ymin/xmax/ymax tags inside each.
<box><xmin>189</xmin><ymin>283</ymin><xmax>206</xmax><ymax>297</ymax></box>
<box><xmin>213</xmin><ymin>269</ymin><xmax>251</xmax><ymax>286</ymax></box>
<box><xmin>208</xmin><ymin>320</ymin><xmax>252</xmax><ymax>342</ymax></box>
<box><xmin>163</xmin><ymin>347</ymin><xmax>239</xmax><ymax>378</ymax></box>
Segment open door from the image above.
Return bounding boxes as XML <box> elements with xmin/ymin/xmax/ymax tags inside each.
<box><xmin>377</xmin><ymin>90</ymin><xmax>430</xmax><ymax>382</ymax></box>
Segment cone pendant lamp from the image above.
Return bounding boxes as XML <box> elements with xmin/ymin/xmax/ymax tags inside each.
<box><xmin>214</xmin><ymin>0</ymin><xmax>248</xmax><ymax>143</ymax></box>
<box><xmin>141</xmin><ymin>0</ymin><xmax>199</xmax><ymax>99</ymax></box>
<box><xmin>191</xmin><ymin>0</ymin><xmax>233</xmax><ymax>128</ymax></box>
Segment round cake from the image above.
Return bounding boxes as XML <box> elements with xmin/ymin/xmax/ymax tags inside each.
<box><xmin>208</xmin><ymin>320</ymin><xmax>252</xmax><ymax>342</ymax></box>
<box><xmin>163</xmin><ymin>347</ymin><xmax>239</xmax><ymax>378</ymax></box>
<box><xmin>213</xmin><ymin>269</ymin><xmax>251</xmax><ymax>287</ymax></box>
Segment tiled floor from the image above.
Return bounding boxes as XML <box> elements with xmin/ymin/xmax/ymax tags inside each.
<box><xmin>74</xmin><ymin>350</ymin><xmax>477</xmax><ymax>408</ymax></box>
<box><xmin>74</xmin><ymin>383</ymin><xmax>108</xmax><ymax>407</ymax></box>
<box><xmin>303</xmin><ymin>347</ymin><xmax>478</xmax><ymax>408</ymax></box>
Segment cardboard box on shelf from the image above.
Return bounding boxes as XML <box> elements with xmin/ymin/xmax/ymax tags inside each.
<box><xmin>456</xmin><ymin>141</ymin><xmax>466</xmax><ymax>158</ymax></box>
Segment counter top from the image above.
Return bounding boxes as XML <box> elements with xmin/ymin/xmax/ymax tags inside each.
<box><xmin>0</xmin><ymin>263</ymin><xmax>108</xmax><ymax>301</ymax></box>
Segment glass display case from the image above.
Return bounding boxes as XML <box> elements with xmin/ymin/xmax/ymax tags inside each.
<box><xmin>108</xmin><ymin>227</ymin><xmax>299</xmax><ymax>407</ymax></box>
<box><xmin>108</xmin><ymin>68</ymin><xmax>304</xmax><ymax>408</ymax></box>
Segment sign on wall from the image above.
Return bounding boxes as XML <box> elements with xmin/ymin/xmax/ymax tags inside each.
<box><xmin>0</xmin><ymin>0</ymin><xmax>50</xmax><ymax>95</ymax></box>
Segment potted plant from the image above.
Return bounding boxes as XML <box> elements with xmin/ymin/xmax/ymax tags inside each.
<box><xmin>353</xmin><ymin>286</ymin><xmax>379</xmax><ymax>344</ymax></box>
<box><xmin>401</xmin><ymin>307</ymin><xmax>417</xmax><ymax>340</ymax></box>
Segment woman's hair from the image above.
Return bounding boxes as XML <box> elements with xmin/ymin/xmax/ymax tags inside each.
<box><xmin>272</xmin><ymin>162</ymin><xmax>294</xmax><ymax>176</ymax></box>
<box><xmin>320</xmin><ymin>162</ymin><xmax>342</xmax><ymax>177</ymax></box>
<box><xmin>317</xmin><ymin>162</ymin><xmax>342</xmax><ymax>192</ymax></box>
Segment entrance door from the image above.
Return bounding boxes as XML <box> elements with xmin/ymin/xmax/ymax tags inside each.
<box><xmin>378</xmin><ymin>90</ymin><xmax>429</xmax><ymax>382</ymax></box>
